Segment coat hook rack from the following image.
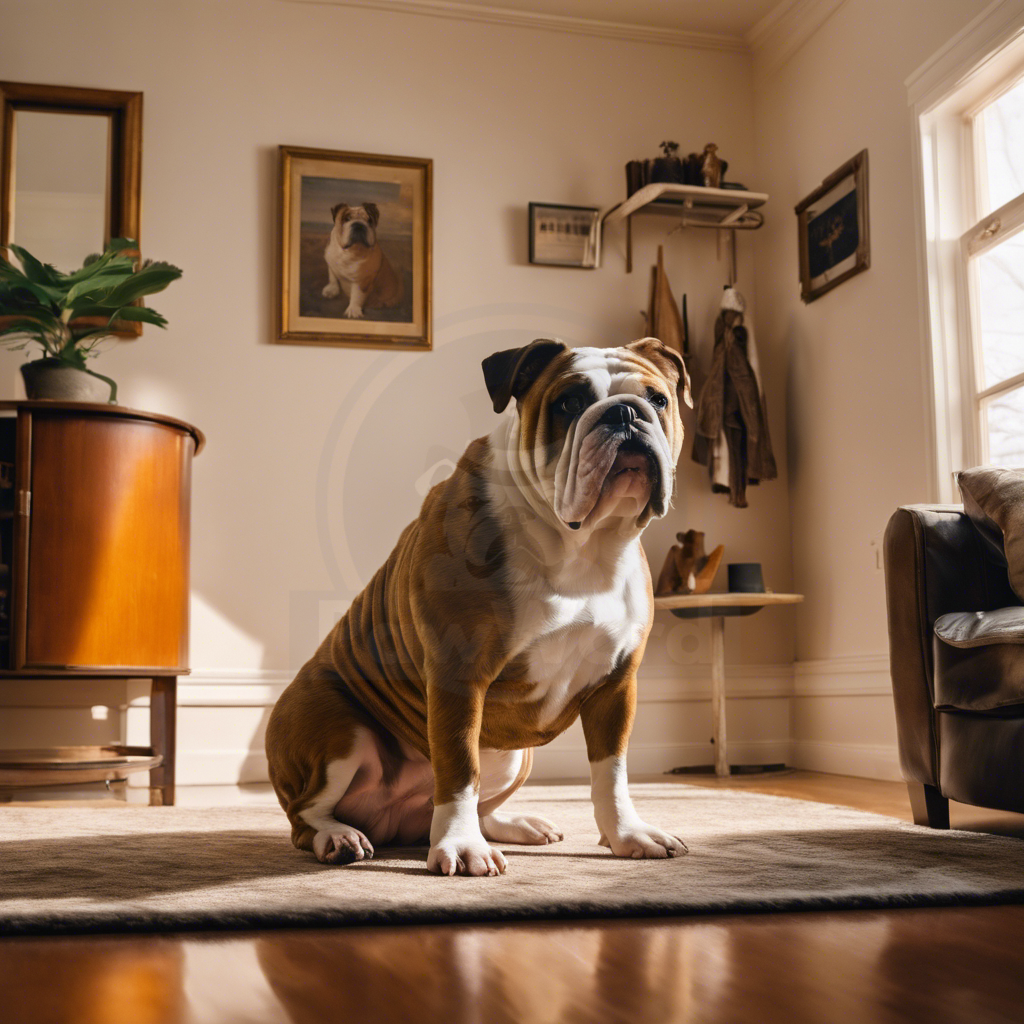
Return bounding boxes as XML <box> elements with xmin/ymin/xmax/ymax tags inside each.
<box><xmin>599</xmin><ymin>183</ymin><xmax>767</xmax><ymax>272</ymax></box>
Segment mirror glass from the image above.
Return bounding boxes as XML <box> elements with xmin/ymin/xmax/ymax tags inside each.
<box><xmin>12</xmin><ymin>110</ymin><xmax>112</xmax><ymax>272</ymax></box>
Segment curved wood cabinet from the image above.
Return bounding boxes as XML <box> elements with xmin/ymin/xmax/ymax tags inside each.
<box><xmin>0</xmin><ymin>401</ymin><xmax>204</xmax><ymax>804</ymax></box>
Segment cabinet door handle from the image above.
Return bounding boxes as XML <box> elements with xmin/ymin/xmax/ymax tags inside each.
<box><xmin>17</xmin><ymin>490</ymin><xmax>30</xmax><ymax>516</ymax></box>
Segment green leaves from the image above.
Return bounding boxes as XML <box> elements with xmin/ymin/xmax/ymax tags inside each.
<box><xmin>99</xmin><ymin>261</ymin><xmax>182</xmax><ymax>306</ymax></box>
<box><xmin>107</xmin><ymin>305</ymin><xmax>169</xmax><ymax>328</ymax></box>
<box><xmin>0</xmin><ymin>238</ymin><xmax>182</xmax><ymax>366</ymax></box>
<box><xmin>7</xmin><ymin>244</ymin><xmax>62</xmax><ymax>287</ymax></box>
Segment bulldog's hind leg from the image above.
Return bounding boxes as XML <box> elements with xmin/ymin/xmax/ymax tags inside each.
<box><xmin>479</xmin><ymin>813</ymin><xmax>564</xmax><ymax>845</ymax></box>
<box><xmin>297</xmin><ymin>755</ymin><xmax>375</xmax><ymax>865</ymax></box>
<box><xmin>477</xmin><ymin>748</ymin><xmax>564</xmax><ymax>846</ymax></box>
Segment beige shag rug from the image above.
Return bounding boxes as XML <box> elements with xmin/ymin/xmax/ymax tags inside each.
<box><xmin>2</xmin><ymin>783</ymin><xmax>1024</xmax><ymax>934</ymax></box>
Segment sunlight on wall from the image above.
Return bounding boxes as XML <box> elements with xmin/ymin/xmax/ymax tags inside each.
<box><xmin>190</xmin><ymin>593</ymin><xmax>265</xmax><ymax>670</ymax></box>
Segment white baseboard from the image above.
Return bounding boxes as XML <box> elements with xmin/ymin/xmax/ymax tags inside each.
<box><xmin>531</xmin><ymin>739</ymin><xmax>792</xmax><ymax>780</ymax></box>
<box><xmin>792</xmin><ymin>654</ymin><xmax>892</xmax><ymax>696</ymax></box>
<box><xmin>790</xmin><ymin>740</ymin><xmax>902</xmax><ymax>781</ymax></box>
<box><xmin>7</xmin><ymin>658</ymin><xmax>902</xmax><ymax>791</ymax></box>
<box><xmin>163</xmin><ymin>665</ymin><xmax>797</xmax><ymax>706</ymax></box>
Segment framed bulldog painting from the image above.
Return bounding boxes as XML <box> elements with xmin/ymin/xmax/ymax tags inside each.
<box><xmin>794</xmin><ymin>149</ymin><xmax>870</xmax><ymax>304</ymax></box>
<box><xmin>277</xmin><ymin>146</ymin><xmax>432</xmax><ymax>349</ymax></box>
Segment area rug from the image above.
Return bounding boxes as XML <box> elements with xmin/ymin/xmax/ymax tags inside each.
<box><xmin>3</xmin><ymin>783</ymin><xmax>1024</xmax><ymax>935</ymax></box>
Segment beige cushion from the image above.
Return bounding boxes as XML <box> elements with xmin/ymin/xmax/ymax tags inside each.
<box><xmin>958</xmin><ymin>467</ymin><xmax>1024</xmax><ymax>601</ymax></box>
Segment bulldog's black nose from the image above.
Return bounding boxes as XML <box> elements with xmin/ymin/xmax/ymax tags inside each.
<box><xmin>600</xmin><ymin>403</ymin><xmax>637</xmax><ymax>428</ymax></box>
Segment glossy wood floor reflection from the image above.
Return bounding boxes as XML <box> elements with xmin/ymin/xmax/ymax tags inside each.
<box><xmin>4</xmin><ymin>771</ymin><xmax>1024</xmax><ymax>1024</ymax></box>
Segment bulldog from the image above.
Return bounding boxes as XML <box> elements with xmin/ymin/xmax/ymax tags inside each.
<box><xmin>266</xmin><ymin>337</ymin><xmax>692</xmax><ymax>876</ymax></box>
<box><xmin>322</xmin><ymin>202</ymin><xmax>403</xmax><ymax>319</ymax></box>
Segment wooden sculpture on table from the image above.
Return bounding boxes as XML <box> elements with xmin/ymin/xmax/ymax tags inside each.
<box><xmin>655</xmin><ymin>529</ymin><xmax>725</xmax><ymax>596</ymax></box>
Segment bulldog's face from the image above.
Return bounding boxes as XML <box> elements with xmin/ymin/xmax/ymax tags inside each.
<box><xmin>330</xmin><ymin>202</ymin><xmax>380</xmax><ymax>250</ymax></box>
<box><xmin>483</xmin><ymin>338</ymin><xmax>692</xmax><ymax>531</ymax></box>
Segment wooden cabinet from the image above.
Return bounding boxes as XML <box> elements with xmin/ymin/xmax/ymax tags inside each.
<box><xmin>0</xmin><ymin>402</ymin><xmax>204</xmax><ymax>805</ymax></box>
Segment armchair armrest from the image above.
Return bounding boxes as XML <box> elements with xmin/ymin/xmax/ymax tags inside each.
<box><xmin>883</xmin><ymin>505</ymin><xmax>1019</xmax><ymax>786</ymax></box>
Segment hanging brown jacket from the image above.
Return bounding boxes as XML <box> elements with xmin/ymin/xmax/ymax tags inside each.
<box><xmin>692</xmin><ymin>301</ymin><xmax>776</xmax><ymax>507</ymax></box>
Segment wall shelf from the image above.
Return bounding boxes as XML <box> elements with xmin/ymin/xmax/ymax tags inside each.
<box><xmin>600</xmin><ymin>183</ymin><xmax>769</xmax><ymax>272</ymax></box>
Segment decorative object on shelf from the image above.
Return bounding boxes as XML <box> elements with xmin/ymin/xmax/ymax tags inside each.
<box><xmin>692</xmin><ymin>287</ymin><xmax>777</xmax><ymax>508</ymax></box>
<box><xmin>727</xmin><ymin>562</ymin><xmax>765</xmax><ymax>593</ymax></box>
<box><xmin>655</xmin><ymin>529</ymin><xmax>725</xmax><ymax>596</ymax></box>
<box><xmin>626</xmin><ymin>141</ymin><xmax>731</xmax><ymax>197</ymax></box>
<box><xmin>278</xmin><ymin>146</ymin><xmax>432</xmax><ymax>350</ymax></box>
<box><xmin>701</xmin><ymin>144</ymin><xmax>724</xmax><ymax>188</ymax></box>
<box><xmin>795</xmin><ymin>149</ymin><xmax>870</xmax><ymax>304</ymax></box>
<box><xmin>0</xmin><ymin>238</ymin><xmax>182</xmax><ymax>404</ymax></box>
<box><xmin>651</xmin><ymin>141</ymin><xmax>685</xmax><ymax>184</ymax></box>
<box><xmin>646</xmin><ymin>246</ymin><xmax>687</xmax><ymax>358</ymax></box>
<box><xmin>528</xmin><ymin>202</ymin><xmax>600</xmax><ymax>268</ymax></box>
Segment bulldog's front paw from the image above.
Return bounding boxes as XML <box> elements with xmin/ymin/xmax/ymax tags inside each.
<box><xmin>599</xmin><ymin>822</ymin><xmax>687</xmax><ymax>859</ymax></box>
<box><xmin>322</xmin><ymin>281</ymin><xmax>341</xmax><ymax>298</ymax></box>
<box><xmin>343</xmin><ymin>304</ymin><xmax>364</xmax><ymax>319</ymax></box>
<box><xmin>312</xmin><ymin>826</ymin><xmax>374</xmax><ymax>865</ymax></box>
<box><xmin>428</xmin><ymin>834</ymin><xmax>507</xmax><ymax>877</ymax></box>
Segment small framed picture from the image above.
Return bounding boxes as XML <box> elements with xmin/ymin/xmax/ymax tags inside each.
<box><xmin>794</xmin><ymin>150</ymin><xmax>870</xmax><ymax>303</ymax></box>
<box><xmin>277</xmin><ymin>145</ymin><xmax>432</xmax><ymax>349</ymax></box>
<box><xmin>529</xmin><ymin>203</ymin><xmax>600</xmax><ymax>268</ymax></box>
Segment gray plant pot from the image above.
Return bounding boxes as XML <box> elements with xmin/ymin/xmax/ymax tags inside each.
<box><xmin>20</xmin><ymin>359</ymin><xmax>114</xmax><ymax>403</ymax></box>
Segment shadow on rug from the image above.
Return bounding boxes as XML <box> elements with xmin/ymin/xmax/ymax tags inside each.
<box><xmin>2</xmin><ymin>783</ymin><xmax>1023</xmax><ymax>934</ymax></box>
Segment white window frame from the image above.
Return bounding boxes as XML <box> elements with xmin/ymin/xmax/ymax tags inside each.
<box><xmin>909</xmin><ymin>0</ymin><xmax>1024</xmax><ymax>501</ymax></box>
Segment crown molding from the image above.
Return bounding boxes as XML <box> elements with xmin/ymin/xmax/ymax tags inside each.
<box><xmin>905</xmin><ymin>0</ymin><xmax>1024</xmax><ymax>111</ymax></box>
<box><xmin>747</xmin><ymin>0</ymin><xmax>849</xmax><ymax>76</ymax></box>
<box><xmin>285</xmin><ymin>0</ymin><xmax>748</xmax><ymax>53</ymax></box>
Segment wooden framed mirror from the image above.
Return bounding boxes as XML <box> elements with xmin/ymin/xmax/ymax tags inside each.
<box><xmin>0</xmin><ymin>82</ymin><xmax>142</xmax><ymax>334</ymax></box>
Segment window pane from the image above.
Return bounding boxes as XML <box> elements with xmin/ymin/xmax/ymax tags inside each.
<box><xmin>983</xmin><ymin>384</ymin><xmax>1024</xmax><ymax>466</ymax></box>
<box><xmin>980</xmin><ymin>76</ymin><xmax>1024</xmax><ymax>215</ymax></box>
<box><xmin>976</xmin><ymin>226</ymin><xmax>1024</xmax><ymax>390</ymax></box>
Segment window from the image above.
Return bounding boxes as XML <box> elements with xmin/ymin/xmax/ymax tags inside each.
<box><xmin>963</xmin><ymin>76</ymin><xmax>1024</xmax><ymax>466</ymax></box>
<box><xmin>910</xmin><ymin>10</ymin><xmax>1024</xmax><ymax>500</ymax></box>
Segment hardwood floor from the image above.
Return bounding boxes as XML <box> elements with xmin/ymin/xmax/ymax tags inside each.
<box><xmin>3</xmin><ymin>771</ymin><xmax>1024</xmax><ymax>1024</ymax></box>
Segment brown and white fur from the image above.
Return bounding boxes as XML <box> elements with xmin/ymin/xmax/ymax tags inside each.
<box><xmin>266</xmin><ymin>337</ymin><xmax>692</xmax><ymax>876</ymax></box>
<box><xmin>322</xmin><ymin>202</ymin><xmax>403</xmax><ymax>319</ymax></box>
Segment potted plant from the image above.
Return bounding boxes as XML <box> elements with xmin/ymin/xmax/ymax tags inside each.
<box><xmin>0</xmin><ymin>238</ymin><xmax>182</xmax><ymax>404</ymax></box>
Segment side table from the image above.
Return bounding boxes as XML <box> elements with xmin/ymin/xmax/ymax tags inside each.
<box><xmin>654</xmin><ymin>592</ymin><xmax>804</xmax><ymax>777</ymax></box>
<box><xmin>0</xmin><ymin>401</ymin><xmax>203</xmax><ymax>805</ymax></box>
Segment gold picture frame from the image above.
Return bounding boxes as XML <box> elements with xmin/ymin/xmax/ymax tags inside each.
<box><xmin>794</xmin><ymin>149</ymin><xmax>870</xmax><ymax>304</ymax></box>
<box><xmin>277</xmin><ymin>146</ymin><xmax>432</xmax><ymax>350</ymax></box>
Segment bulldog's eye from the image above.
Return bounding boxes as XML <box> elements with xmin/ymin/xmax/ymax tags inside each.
<box><xmin>556</xmin><ymin>394</ymin><xmax>585</xmax><ymax>416</ymax></box>
<box><xmin>649</xmin><ymin>392</ymin><xmax>669</xmax><ymax>411</ymax></box>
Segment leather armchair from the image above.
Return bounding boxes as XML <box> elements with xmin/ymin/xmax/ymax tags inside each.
<box><xmin>884</xmin><ymin>504</ymin><xmax>1024</xmax><ymax>827</ymax></box>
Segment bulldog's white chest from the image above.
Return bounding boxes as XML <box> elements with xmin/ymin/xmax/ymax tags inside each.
<box><xmin>515</xmin><ymin>547</ymin><xmax>648</xmax><ymax>726</ymax></box>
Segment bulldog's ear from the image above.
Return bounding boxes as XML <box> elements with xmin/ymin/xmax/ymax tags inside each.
<box><xmin>482</xmin><ymin>338</ymin><xmax>569</xmax><ymax>414</ymax></box>
<box><xmin>364</xmin><ymin>202</ymin><xmax>380</xmax><ymax>227</ymax></box>
<box><xmin>628</xmin><ymin>337</ymin><xmax>693</xmax><ymax>409</ymax></box>
<box><xmin>330</xmin><ymin>203</ymin><xmax>347</xmax><ymax>221</ymax></box>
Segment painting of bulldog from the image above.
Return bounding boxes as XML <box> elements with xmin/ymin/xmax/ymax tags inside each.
<box><xmin>278</xmin><ymin>147</ymin><xmax>431</xmax><ymax>350</ymax></box>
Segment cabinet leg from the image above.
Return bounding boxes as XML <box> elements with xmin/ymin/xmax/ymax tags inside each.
<box><xmin>711</xmin><ymin>616</ymin><xmax>728</xmax><ymax>778</ymax></box>
<box><xmin>907</xmin><ymin>782</ymin><xmax>949</xmax><ymax>829</ymax></box>
<box><xmin>149</xmin><ymin>677</ymin><xmax>177</xmax><ymax>806</ymax></box>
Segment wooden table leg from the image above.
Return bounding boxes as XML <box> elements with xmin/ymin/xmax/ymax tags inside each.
<box><xmin>710</xmin><ymin>616</ymin><xmax>729</xmax><ymax>777</ymax></box>
<box><xmin>149</xmin><ymin>677</ymin><xmax>177</xmax><ymax>806</ymax></box>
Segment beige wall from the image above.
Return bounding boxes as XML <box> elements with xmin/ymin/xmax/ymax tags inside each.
<box><xmin>752</xmin><ymin>0</ymin><xmax>993</xmax><ymax>777</ymax></box>
<box><xmin>1</xmin><ymin>0</ymin><xmax>799</xmax><ymax>787</ymax></box>
<box><xmin>5</xmin><ymin>0</ymin><xmax>992</xmax><ymax>792</ymax></box>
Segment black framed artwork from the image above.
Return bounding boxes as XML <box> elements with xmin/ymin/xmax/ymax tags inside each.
<box><xmin>794</xmin><ymin>150</ymin><xmax>870</xmax><ymax>303</ymax></box>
